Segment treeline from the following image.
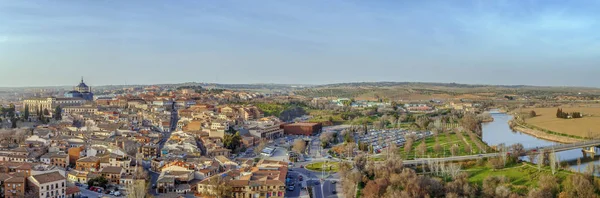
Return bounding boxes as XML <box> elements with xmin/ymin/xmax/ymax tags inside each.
<box><xmin>556</xmin><ymin>108</ymin><xmax>582</xmax><ymax>119</ymax></box>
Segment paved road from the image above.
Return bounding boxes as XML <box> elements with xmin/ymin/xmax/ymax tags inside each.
<box><xmin>145</xmin><ymin>106</ymin><xmax>178</xmax><ymax>196</ymax></box>
<box><xmin>79</xmin><ymin>187</ymin><xmax>119</xmax><ymax>198</ymax></box>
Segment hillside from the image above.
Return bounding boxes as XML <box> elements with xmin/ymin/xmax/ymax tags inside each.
<box><xmin>294</xmin><ymin>82</ymin><xmax>600</xmax><ymax>101</ymax></box>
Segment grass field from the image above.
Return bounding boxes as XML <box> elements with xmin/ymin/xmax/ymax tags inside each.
<box><xmin>305</xmin><ymin>161</ymin><xmax>339</xmax><ymax>172</ymax></box>
<box><xmin>520</xmin><ymin>106</ymin><xmax>600</xmax><ymax>138</ymax></box>
<box><xmin>399</xmin><ymin>132</ymin><xmax>490</xmax><ymax>160</ymax></box>
<box><xmin>466</xmin><ymin>163</ymin><xmax>572</xmax><ymax>195</ymax></box>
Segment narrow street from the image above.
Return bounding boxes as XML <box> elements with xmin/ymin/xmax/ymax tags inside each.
<box><xmin>145</xmin><ymin>104</ymin><xmax>178</xmax><ymax>196</ymax></box>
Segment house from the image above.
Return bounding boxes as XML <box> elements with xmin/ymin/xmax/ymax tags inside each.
<box><xmin>4</xmin><ymin>176</ymin><xmax>25</xmax><ymax>198</ymax></box>
<box><xmin>66</xmin><ymin>186</ymin><xmax>81</xmax><ymax>198</ymax></box>
<box><xmin>27</xmin><ymin>171</ymin><xmax>67</xmax><ymax>198</ymax></box>
<box><xmin>100</xmin><ymin>166</ymin><xmax>124</xmax><ymax>184</ymax></box>
<box><xmin>76</xmin><ymin>156</ymin><xmax>100</xmax><ymax>172</ymax></box>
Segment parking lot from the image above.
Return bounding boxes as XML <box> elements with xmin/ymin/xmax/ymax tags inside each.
<box><xmin>358</xmin><ymin>129</ymin><xmax>432</xmax><ymax>153</ymax></box>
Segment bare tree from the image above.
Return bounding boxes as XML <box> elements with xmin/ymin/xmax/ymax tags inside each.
<box><xmin>292</xmin><ymin>139</ymin><xmax>307</xmax><ymax>154</ymax></box>
<box><xmin>416</xmin><ymin>141</ymin><xmax>427</xmax><ymax>157</ymax></box>
<box><xmin>208</xmin><ymin>176</ymin><xmax>233</xmax><ymax>198</ymax></box>
<box><xmin>253</xmin><ymin>140</ymin><xmax>267</xmax><ymax>155</ymax></box>
<box><xmin>433</xmin><ymin>143</ymin><xmax>442</xmax><ymax>156</ymax></box>
<box><xmin>447</xmin><ymin>163</ymin><xmax>462</xmax><ymax>179</ymax></box>
<box><xmin>126</xmin><ymin>180</ymin><xmax>147</xmax><ymax>198</ymax></box>
<box><xmin>450</xmin><ymin>144</ymin><xmax>459</xmax><ymax>156</ymax></box>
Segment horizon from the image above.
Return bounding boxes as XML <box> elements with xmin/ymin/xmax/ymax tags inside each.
<box><xmin>3</xmin><ymin>80</ymin><xmax>599</xmax><ymax>89</ymax></box>
<box><xmin>1</xmin><ymin>0</ymin><xmax>600</xmax><ymax>87</ymax></box>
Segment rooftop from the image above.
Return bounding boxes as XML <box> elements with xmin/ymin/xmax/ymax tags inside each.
<box><xmin>31</xmin><ymin>171</ymin><xmax>65</xmax><ymax>184</ymax></box>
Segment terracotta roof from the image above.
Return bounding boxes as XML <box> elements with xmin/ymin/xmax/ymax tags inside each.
<box><xmin>5</xmin><ymin>176</ymin><xmax>25</xmax><ymax>183</ymax></box>
<box><xmin>77</xmin><ymin>156</ymin><xmax>100</xmax><ymax>163</ymax></box>
<box><xmin>66</xmin><ymin>186</ymin><xmax>80</xmax><ymax>195</ymax></box>
<box><xmin>101</xmin><ymin>166</ymin><xmax>123</xmax><ymax>174</ymax></box>
<box><xmin>31</xmin><ymin>171</ymin><xmax>65</xmax><ymax>184</ymax></box>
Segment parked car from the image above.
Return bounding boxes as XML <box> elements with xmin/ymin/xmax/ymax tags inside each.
<box><xmin>287</xmin><ymin>185</ymin><xmax>295</xmax><ymax>191</ymax></box>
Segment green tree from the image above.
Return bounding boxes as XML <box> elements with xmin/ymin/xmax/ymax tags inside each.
<box><xmin>223</xmin><ymin>132</ymin><xmax>242</xmax><ymax>151</ymax></box>
<box><xmin>54</xmin><ymin>105</ymin><xmax>62</xmax><ymax>120</ymax></box>
<box><xmin>10</xmin><ymin>117</ymin><xmax>17</xmax><ymax>128</ymax></box>
<box><xmin>88</xmin><ymin>176</ymin><xmax>109</xmax><ymax>188</ymax></box>
<box><xmin>22</xmin><ymin>105</ymin><xmax>29</xmax><ymax>121</ymax></box>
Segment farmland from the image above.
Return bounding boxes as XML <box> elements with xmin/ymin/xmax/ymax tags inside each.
<box><xmin>520</xmin><ymin>106</ymin><xmax>600</xmax><ymax>138</ymax></box>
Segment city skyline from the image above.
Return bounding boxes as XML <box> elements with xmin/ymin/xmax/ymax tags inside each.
<box><xmin>2</xmin><ymin>0</ymin><xmax>600</xmax><ymax>87</ymax></box>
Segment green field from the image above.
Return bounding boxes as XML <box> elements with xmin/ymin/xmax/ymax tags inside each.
<box><xmin>466</xmin><ymin>163</ymin><xmax>572</xmax><ymax>194</ymax></box>
<box><xmin>399</xmin><ymin>132</ymin><xmax>490</xmax><ymax>160</ymax></box>
<box><xmin>305</xmin><ymin>161</ymin><xmax>340</xmax><ymax>172</ymax></box>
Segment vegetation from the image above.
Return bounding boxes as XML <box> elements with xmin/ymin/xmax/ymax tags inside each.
<box><xmin>88</xmin><ymin>176</ymin><xmax>109</xmax><ymax>188</ymax></box>
<box><xmin>223</xmin><ymin>132</ymin><xmax>242</xmax><ymax>152</ymax></box>
<box><xmin>305</xmin><ymin>161</ymin><xmax>339</xmax><ymax>172</ymax></box>
<box><xmin>399</xmin><ymin>132</ymin><xmax>489</xmax><ymax>159</ymax></box>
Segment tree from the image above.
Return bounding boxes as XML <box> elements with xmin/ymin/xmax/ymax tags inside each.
<box><xmin>415</xmin><ymin>116</ymin><xmax>430</xmax><ymax>130</ymax></box>
<box><xmin>561</xmin><ymin>174</ymin><xmax>596</xmax><ymax>198</ymax></box>
<box><xmin>450</xmin><ymin>144</ymin><xmax>459</xmax><ymax>156</ymax></box>
<box><xmin>488</xmin><ymin>157</ymin><xmax>505</xmax><ymax>170</ymax></box>
<box><xmin>22</xmin><ymin>105</ymin><xmax>29</xmax><ymax>121</ymax></box>
<box><xmin>207</xmin><ymin>175</ymin><xmax>233</xmax><ymax>198</ymax></box>
<box><xmin>445</xmin><ymin>173</ymin><xmax>477</xmax><ymax>197</ymax></box>
<box><xmin>483</xmin><ymin>176</ymin><xmax>508</xmax><ymax>198</ymax></box>
<box><xmin>88</xmin><ymin>176</ymin><xmax>109</xmax><ymax>188</ymax></box>
<box><xmin>460</xmin><ymin>113</ymin><xmax>482</xmax><ymax>135</ymax></box>
<box><xmin>126</xmin><ymin>180</ymin><xmax>147</xmax><ymax>198</ymax></box>
<box><xmin>10</xmin><ymin>117</ymin><xmax>17</xmax><ymax>128</ymax></box>
<box><xmin>433</xmin><ymin>143</ymin><xmax>442</xmax><ymax>154</ymax></box>
<box><xmin>54</xmin><ymin>105</ymin><xmax>62</xmax><ymax>120</ymax></box>
<box><xmin>354</xmin><ymin>154</ymin><xmax>367</xmax><ymax>174</ymax></box>
<box><xmin>253</xmin><ymin>141</ymin><xmax>267</xmax><ymax>155</ymax></box>
<box><xmin>223</xmin><ymin>132</ymin><xmax>242</xmax><ymax>151</ymax></box>
<box><xmin>292</xmin><ymin>139</ymin><xmax>307</xmax><ymax>154</ymax></box>
<box><xmin>416</xmin><ymin>141</ymin><xmax>427</xmax><ymax>156</ymax></box>
<box><xmin>530</xmin><ymin>110</ymin><xmax>537</xmax><ymax>118</ymax></box>
<box><xmin>362</xmin><ymin>178</ymin><xmax>389</xmax><ymax>198</ymax></box>
<box><xmin>320</xmin><ymin>132</ymin><xmax>335</xmax><ymax>148</ymax></box>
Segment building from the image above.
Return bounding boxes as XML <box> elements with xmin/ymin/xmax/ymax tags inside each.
<box><xmin>63</xmin><ymin>106</ymin><xmax>98</xmax><ymax>114</ymax></box>
<box><xmin>76</xmin><ymin>156</ymin><xmax>100</xmax><ymax>172</ymax></box>
<box><xmin>282</xmin><ymin>122</ymin><xmax>322</xmax><ymax>136</ymax></box>
<box><xmin>197</xmin><ymin>160</ymin><xmax>288</xmax><ymax>198</ymax></box>
<box><xmin>140</xmin><ymin>144</ymin><xmax>159</xmax><ymax>158</ymax></box>
<box><xmin>4</xmin><ymin>176</ymin><xmax>25</xmax><ymax>198</ymax></box>
<box><xmin>68</xmin><ymin>146</ymin><xmax>84</xmax><ymax>167</ymax></box>
<box><xmin>63</xmin><ymin>78</ymin><xmax>94</xmax><ymax>101</ymax></box>
<box><xmin>247</xmin><ymin>118</ymin><xmax>284</xmax><ymax>140</ymax></box>
<box><xmin>22</xmin><ymin>97</ymin><xmax>86</xmax><ymax>114</ymax></box>
<box><xmin>27</xmin><ymin>171</ymin><xmax>67</xmax><ymax>198</ymax></box>
<box><xmin>100</xmin><ymin>166</ymin><xmax>123</xmax><ymax>184</ymax></box>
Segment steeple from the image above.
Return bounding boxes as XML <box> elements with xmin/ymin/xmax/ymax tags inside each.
<box><xmin>81</xmin><ymin>76</ymin><xmax>84</xmax><ymax>83</ymax></box>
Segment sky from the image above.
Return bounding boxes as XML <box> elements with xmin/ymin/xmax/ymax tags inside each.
<box><xmin>1</xmin><ymin>0</ymin><xmax>600</xmax><ymax>87</ymax></box>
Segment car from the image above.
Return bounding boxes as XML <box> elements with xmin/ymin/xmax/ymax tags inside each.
<box><xmin>299</xmin><ymin>176</ymin><xmax>303</xmax><ymax>181</ymax></box>
<box><xmin>114</xmin><ymin>191</ymin><xmax>121</xmax><ymax>196</ymax></box>
<box><xmin>332</xmin><ymin>181</ymin><xmax>337</xmax><ymax>184</ymax></box>
<box><xmin>300</xmin><ymin>165</ymin><xmax>304</xmax><ymax>168</ymax></box>
<box><xmin>332</xmin><ymin>190</ymin><xmax>337</xmax><ymax>194</ymax></box>
<box><xmin>287</xmin><ymin>185</ymin><xmax>295</xmax><ymax>191</ymax></box>
<box><xmin>314</xmin><ymin>181</ymin><xmax>320</xmax><ymax>185</ymax></box>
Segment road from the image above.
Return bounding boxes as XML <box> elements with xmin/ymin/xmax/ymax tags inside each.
<box><xmin>79</xmin><ymin>187</ymin><xmax>119</xmax><ymax>198</ymax></box>
<box><xmin>145</xmin><ymin>104</ymin><xmax>178</xmax><ymax>196</ymax></box>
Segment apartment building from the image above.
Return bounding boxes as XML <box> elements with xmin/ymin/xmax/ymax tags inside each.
<box><xmin>27</xmin><ymin>171</ymin><xmax>67</xmax><ymax>198</ymax></box>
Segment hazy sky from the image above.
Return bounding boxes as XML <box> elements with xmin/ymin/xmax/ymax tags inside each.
<box><xmin>1</xmin><ymin>0</ymin><xmax>600</xmax><ymax>87</ymax></box>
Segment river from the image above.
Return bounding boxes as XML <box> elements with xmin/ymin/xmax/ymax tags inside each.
<box><xmin>482</xmin><ymin>111</ymin><xmax>598</xmax><ymax>173</ymax></box>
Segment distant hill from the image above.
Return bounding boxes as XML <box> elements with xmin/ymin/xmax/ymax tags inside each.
<box><xmin>294</xmin><ymin>82</ymin><xmax>600</xmax><ymax>101</ymax></box>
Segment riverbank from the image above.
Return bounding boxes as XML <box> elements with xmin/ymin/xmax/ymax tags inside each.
<box><xmin>513</xmin><ymin>126</ymin><xmax>581</xmax><ymax>144</ymax></box>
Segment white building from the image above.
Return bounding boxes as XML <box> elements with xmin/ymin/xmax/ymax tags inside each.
<box><xmin>28</xmin><ymin>171</ymin><xmax>67</xmax><ymax>198</ymax></box>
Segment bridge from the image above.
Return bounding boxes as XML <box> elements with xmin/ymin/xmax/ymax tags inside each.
<box><xmin>524</xmin><ymin>139</ymin><xmax>600</xmax><ymax>154</ymax></box>
<box><xmin>402</xmin><ymin>139</ymin><xmax>600</xmax><ymax>165</ymax></box>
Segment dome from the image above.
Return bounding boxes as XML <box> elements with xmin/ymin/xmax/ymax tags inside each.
<box><xmin>77</xmin><ymin>82</ymin><xmax>88</xmax><ymax>88</ymax></box>
<box><xmin>67</xmin><ymin>90</ymin><xmax>81</xmax><ymax>94</ymax></box>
